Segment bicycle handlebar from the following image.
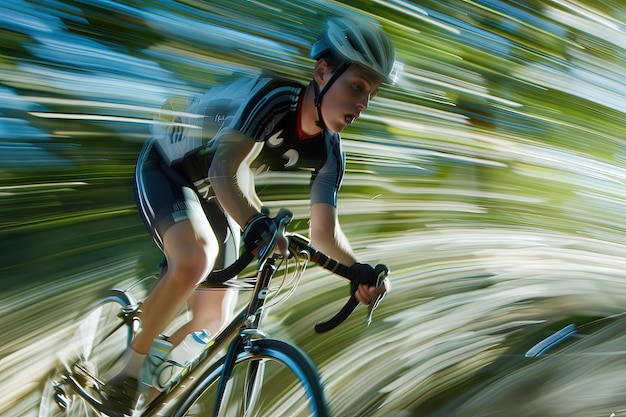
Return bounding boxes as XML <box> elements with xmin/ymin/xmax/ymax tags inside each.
<box><xmin>312</xmin><ymin>264</ymin><xmax>389</xmax><ymax>333</ymax></box>
<box><xmin>203</xmin><ymin>208</ymin><xmax>292</xmax><ymax>285</ymax></box>
<box><xmin>201</xmin><ymin>208</ymin><xmax>389</xmax><ymax>333</ymax></box>
<box><xmin>203</xmin><ymin>251</ymin><xmax>255</xmax><ymax>285</ymax></box>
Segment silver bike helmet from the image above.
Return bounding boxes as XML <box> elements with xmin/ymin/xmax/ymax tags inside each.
<box><xmin>309</xmin><ymin>17</ymin><xmax>396</xmax><ymax>130</ymax></box>
<box><xmin>311</xmin><ymin>17</ymin><xmax>396</xmax><ymax>83</ymax></box>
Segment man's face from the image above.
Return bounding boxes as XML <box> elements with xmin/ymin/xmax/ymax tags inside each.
<box><xmin>319</xmin><ymin>64</ymin><xmax>382</xmax><ymax>133</ymax></box>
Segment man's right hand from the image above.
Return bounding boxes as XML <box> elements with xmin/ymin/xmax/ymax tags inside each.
<box><xmin>242</xmin><ymin>213</ymin><xmax>277</xmax><ymax>254</ymax></box>
<box><xmin>242</xmin><ymin>211</ymin><xmax>291</xmax><ymax>267</ymax></box>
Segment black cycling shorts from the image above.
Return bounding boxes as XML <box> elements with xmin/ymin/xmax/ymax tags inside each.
<box><xmin>133</xmin><ymin>141</ymin><xmax>239</xmax><ymax>269</ymax></box>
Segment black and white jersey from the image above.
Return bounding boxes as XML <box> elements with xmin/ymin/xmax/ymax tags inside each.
<box><xmin>152</xmin><ymin>76</ymin><xmax>344</xmax><ymax>207</ymax></box>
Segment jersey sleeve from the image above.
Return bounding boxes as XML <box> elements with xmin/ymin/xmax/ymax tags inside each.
<box><xmin>152</xmin><ymin>77</ymin><xmax>266</xmax><ymax>165</ymax></box>
<box><xmin>229</xmin><ymin>79</ymin><xmax>299</xmax><ymax>143</ymax></box>
<box><xmin>310</xmin><ymin>132</ymin><xmax>345</xmax><ymax>207</ymax></box>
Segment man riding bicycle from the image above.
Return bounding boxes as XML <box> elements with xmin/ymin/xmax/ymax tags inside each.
<box><xmin>103</xmin><ymin>16</ymin><xmax>395</xmax><ymax>414</ymax></box>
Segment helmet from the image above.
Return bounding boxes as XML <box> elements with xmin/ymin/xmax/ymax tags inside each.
<box><xmin>311</xmin><ymin>17</ymin><xmax>396</xmax><ymax>83</ymax></box>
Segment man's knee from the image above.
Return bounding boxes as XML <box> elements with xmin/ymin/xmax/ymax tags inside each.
<box><xmin>162</xmin><ymin>220</ymin><xmax>219</xmax><ymax>287</ymax></box>
<box><xmin>167</xmin><ymin>242</ymin><xmax>215</xmax><ymax>287</ymax></box>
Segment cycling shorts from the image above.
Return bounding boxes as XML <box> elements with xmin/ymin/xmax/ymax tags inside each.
<box><xmin>133</xmin><ymin>141</ymin><xmax>239</xmax><ymax>269</ymax></box>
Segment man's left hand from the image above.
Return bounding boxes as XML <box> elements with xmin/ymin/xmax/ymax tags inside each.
<box><xmin>347</xmin><ymin>262</ymin><xmax>390</xmax><ymax>305</ymax></box>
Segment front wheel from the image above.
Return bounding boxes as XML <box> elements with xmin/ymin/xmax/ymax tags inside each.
<box><xmin>38</xmin><ymin>290</ymin><xmax>138</xmax><ymax>417</ymax></box>
<box><xmin>174</xmin><ymin>338</ymin><xmax>330</xmax><ymax>417</ymax></box>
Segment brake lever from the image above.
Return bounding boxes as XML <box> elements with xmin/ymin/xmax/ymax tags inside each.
<box><xmin>315</xmin><ymin>264</ymin><xmax>390</xmax><ymax>333</ymax></box>
<box><xmin>365</xmin><ymin>265</ymin><xmax>390</xmax><ymax>326</ymax></box>
<box><xmin>365</xmin><ymin>292</ymin><xmax>386</xmax><ymax>326</ymax></box>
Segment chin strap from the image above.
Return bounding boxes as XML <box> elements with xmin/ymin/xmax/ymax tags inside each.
<box><xmin>312</xmin><ymin>62</ymin><xmax>350</xmax><ymax>130</ymax></box>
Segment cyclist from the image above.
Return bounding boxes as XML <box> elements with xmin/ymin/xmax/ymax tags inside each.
<box><xmin>103</xmin><ymin>16</ymin><xmax>395</xmax><ymax>414</ymax></box>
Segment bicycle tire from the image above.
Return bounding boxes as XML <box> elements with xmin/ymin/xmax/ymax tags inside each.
<box><xmin>173</xmin><ymin>338</ymin><xmax>330</xmax><ymax>417</ymax></box>
<box><xmin>38</xmin><ymin>290</ymin><xmax>137</xmax><ymax>417</ymax></box>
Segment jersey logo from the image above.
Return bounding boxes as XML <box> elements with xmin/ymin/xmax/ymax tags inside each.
<box><xmin>167</xmin><ymin>124</ymin><xmax>184</xmax><ymax>144</ymax></box>
<box><xmin>267</xmin><ymin>129</ymin><xmax>284</xmax><ymax>147</ymax></box>
<box><xmin>265</xmin><ymin>129</ymin><xmax>300</xmax><ymax>168</ymax></box>
<box><xmin>283</xmin><ymin>149</ymin><xmax>299</xmax><ymax>168</ymax></box>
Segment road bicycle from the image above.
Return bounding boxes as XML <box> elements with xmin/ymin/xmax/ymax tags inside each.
<box><xmin>38</xmin><ymin>208</ymin><xmax>389</xmax><ymax>417</ymax></box>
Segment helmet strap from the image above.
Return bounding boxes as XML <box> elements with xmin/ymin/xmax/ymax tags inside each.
<box><xmin>312</xmin><ymin>62</ymin><xmax>350</xmax><ymax>130</ymax></box>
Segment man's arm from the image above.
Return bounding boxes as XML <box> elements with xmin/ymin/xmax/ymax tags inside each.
<box><xmin>310</xmin><ymin>202</ymin><xmax>389</xmax><ymax>305</ymax></box>
<box><xmin>309</xmin><ymin>202</ymin><xmax>356</xmax><ymax>266</ymax></box>
<box><xmin>208</xmin><ymin>128</ymin><xmax>263</xmax><ymax>228</ymax></box>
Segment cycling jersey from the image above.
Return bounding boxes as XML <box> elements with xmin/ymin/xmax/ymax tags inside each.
<box><xmin>154</xmin><ymin>76</ymin><xmax>345</xmax><ymax>208</ymax></box>
<box><xmin>135</xmin><ymin>76</ymin><xmax>345</xmax><ymax>252</ymax></box>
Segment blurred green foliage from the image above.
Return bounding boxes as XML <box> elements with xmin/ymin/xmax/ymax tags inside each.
<box><xmin>2</xmin><ymin>2</ymin><xmax>626</xmax><ymax>416</ymax></box>
<box><xmin>1</xmin><ymin>0</ymin><xmax>625</xmax><ymax>288</ymax></box>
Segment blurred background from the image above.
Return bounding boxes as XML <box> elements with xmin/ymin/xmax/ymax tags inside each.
<box><xmin>1</xmin><ymin>0</ymin><xmax>626</xmax><ymax>416</ymax></box>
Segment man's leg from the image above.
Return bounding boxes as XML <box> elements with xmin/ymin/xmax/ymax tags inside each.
<box><xmin>131</xmin><ymin>217</ymin><xmax>219</xmax><ymax>354</ymax></box>
<box><xmin>102</xmin><ymin>198</ymin><xmax>219</xmax><ymax>412</ymax></box>
<box><xmin>168</xmin><ymin>288</ymin><xmax>237</xmax><ymax>346</ymax></box>
<box><xmin>167</xmin><ymin>201</ymin><xmax>241</xmax><ymax>345</ymax></box>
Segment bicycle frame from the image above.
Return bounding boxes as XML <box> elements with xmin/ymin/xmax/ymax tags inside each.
<box><xmin>54</xmin><ymin>209</ymin><xmax>388</xmax><ymax>417</ymax></box>
<box><xmin>141</xmin><ymin>257</ymin><xmax>282</xmax><ymax>416</ymax></box>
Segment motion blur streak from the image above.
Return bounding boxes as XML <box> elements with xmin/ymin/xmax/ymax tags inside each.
<box><xmin>1</xmin><ymin>1</ymin><xmax>625</xmax><ymax>417</ymax></box>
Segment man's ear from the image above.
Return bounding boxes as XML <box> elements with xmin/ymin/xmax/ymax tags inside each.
<box><xmin>314</xmin><ymin>59</ymin><xmax>332</xmax><ymax>85</ymax></box>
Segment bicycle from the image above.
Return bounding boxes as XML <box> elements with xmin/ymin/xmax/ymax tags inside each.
<box><xmin>38</xmin><ymin>208</ymin><xmax>389</xmax><ymax>417</ymax></box>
